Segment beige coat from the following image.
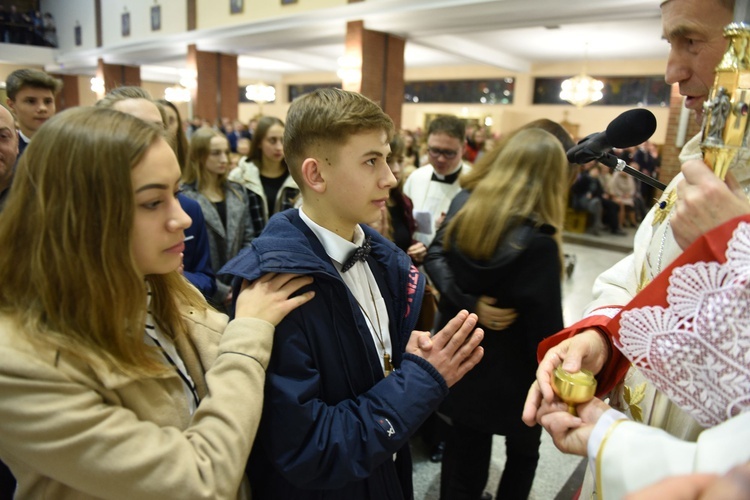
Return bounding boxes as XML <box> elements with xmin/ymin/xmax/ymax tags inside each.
<box><xmin>0</xmin><ymin>305</ymin><xmax>273</xmax><ymax>500</ymax></box>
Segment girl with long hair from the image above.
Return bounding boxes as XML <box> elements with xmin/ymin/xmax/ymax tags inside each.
<box><xmin>425</xmin><ymin>127</ymin><xmax>569</xmax><ymax>500</ymax></box>
<box><xmin>96</xmin><ymin>87</ymin><xmax>217</xmax><ymax>300</ymax></box>
<box><xmin>157</xmin><ymin>98</ymin><xmax>190</xmax><ymax>171</ymax></box>
<box><xmin>0</xmin><ymin>106</ymin><xmax>313</xmax><ymax>498</ymax></box>
<box><xmin>228</xmin><ymin>116</ymin><xmax>299</xmax><ymax>228</ymax></box>
<box><xmin>182</xmin><ymin>127</ymin><xmax>260</xmax><ymax>309</ymax></box>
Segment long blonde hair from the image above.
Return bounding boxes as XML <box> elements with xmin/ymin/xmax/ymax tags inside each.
<box><xmin>0</xmin><ymin>107</ymin><xmax>205</xmax><ymax>377</ymax></box>
<box><xmin>445</xmin><ymin>128</ymin><xmax>568</xmax><ymax>264</ymax></box>
<box><xmin>460</xmin><ymin>119</ymin><xmax>576</xmax><ymax>192</ymax></box>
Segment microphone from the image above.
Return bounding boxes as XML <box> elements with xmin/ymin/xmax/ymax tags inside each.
<box><xmin>567</xmin><ymin>108</ymin><xmax>666</xmax><ymax>191</ymax></box>
<box><xmin>567</xmin><ymin>108</ymin><xmax>656</xmax><ymax>164</ymax></box>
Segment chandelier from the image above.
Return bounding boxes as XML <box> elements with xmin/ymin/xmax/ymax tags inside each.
<box><xmin>560</xmin><ymin>74</ymin><xmax>604</xmax><ymax>107</ymax></box>
<box><xmin>245</xmin><ymin>82</ymin><xmax>276</xmax><ymax>114</ymax></box>
<box><xmin>90</xmin><ymin>77</ymin><xmax>105</xmax><ymax>96</ymax></box>
<box><xmin>560</xmin><ymin>44</ymin><xmax>604</xmax><ymax>108</ymax></box>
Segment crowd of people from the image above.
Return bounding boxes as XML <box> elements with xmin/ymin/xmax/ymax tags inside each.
<box><xmin>0</xmin><ymin>0</ymin><xmax>749</xmax><ymax>497</ymax></box>
<box><xmin>0</xmin><ymin>5</ymin><xmax>56</xmax><ymax>47</ymax></box>
<box><xmin>569</xmin><ymin>142</ymin><xmax>659</xmax><ymax>237</ymax></box>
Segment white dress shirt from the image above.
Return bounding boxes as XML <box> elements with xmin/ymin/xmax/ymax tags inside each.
<box><xmin>298</xmin><ymin>208</ymin><xmax>392</xmax><ymax>372</ymax></box>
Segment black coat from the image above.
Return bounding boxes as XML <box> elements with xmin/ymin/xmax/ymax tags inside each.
<box><xmin>424</xmin><ymin>190</ymin><xmax>564</xmax><ymax>433</ymax></box>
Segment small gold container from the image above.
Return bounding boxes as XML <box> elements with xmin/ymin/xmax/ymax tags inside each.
<box><xmin>552</xmin><ymin>367</ymin><xmax>597</xmax><ymax>415</ymax></box>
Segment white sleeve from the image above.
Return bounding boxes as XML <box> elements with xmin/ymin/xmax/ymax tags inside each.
<box><xmin>586</xmin><ymin>409</ymin><xmax>628</xmax><ymax>474</ymax></box>
<box><xmin>596</xmin><ymin>412</ymin><xmax>750</xmax><ymax>499</ymax></box>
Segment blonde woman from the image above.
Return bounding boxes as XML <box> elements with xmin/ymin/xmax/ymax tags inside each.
<box><xmin>0</xmin><ymin>107</ymin><xmax>313</xmax><ymax>499</ymax></box>
<box><xmin>228</xmin><ymin>116</ymin><xmax>299</xmax><ymax>230</ymax></box>
<box><xmin>182</xmin><ymin>128</ymin><xmax>260</xmax><ymax>309</ymax></box>
<box><xmin>425</xmin><ymin>128</ymin><xmax>569</xmax><ymax>500</ymax></box>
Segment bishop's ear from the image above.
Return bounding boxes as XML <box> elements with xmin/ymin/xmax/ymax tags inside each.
<box><xmin>300</xmin><ymin>157</ymin><xmax>326</xmax><ymax>194</ymax></box>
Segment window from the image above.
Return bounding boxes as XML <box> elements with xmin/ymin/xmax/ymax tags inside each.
<box><xmin>404</xmin><ymin>78</ymin><xmax>514</xmax><ymax>104</ymax></box>
<box><xmin>533</xmin><ymin>76</ymin><xmax>670</xmax><ymax>106</ymax></box>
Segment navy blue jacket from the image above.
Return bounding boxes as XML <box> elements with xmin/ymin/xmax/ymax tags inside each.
<box><xmin>179</xmin><ymin>193</ymin><xmax>216</xmax><ymax>299</ymax></box>
<box><xmin>221</xmin><ymin>209</ymin><xmax>447</xmax><ymax>500</ymax></box>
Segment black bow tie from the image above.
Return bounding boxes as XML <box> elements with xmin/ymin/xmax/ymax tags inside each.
<box><xmin>341</xmin><ymin>236</ymin><xmax>372</xmax><ymax>272</ymax></box>
<box><xmin>431</xmin><ymin>167</ymin><xmax>462</xmax><ymax>184</ymax></box>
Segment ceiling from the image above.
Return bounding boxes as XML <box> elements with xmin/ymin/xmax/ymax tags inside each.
<box><xmin>44</xmin><ymin>0</ymin><xmax>669</xmax><ymax>83</ymax></box>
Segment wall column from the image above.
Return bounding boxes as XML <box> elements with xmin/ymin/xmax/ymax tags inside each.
<box><xmin>97</xmin><ymin>58</ymin><xmax>141</xmax><ymax>94</ymax></box>
<box><xmin>187</xmin><ymin>44</ymin><xmax>238</xmax><ymax>124</ymax></box>
<box><xmin>51</xmin><ymin>74</ymin><xmax>80</xmax><ymax>111</ymax></box>
<box><xmin>343</xmin><ymin>20</ymin><xmax>405</xmax><ymax>130</ymax></box>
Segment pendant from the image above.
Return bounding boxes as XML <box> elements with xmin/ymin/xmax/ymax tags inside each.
<box><xmin>383</xmin><ymin>353</ymin><xmax>393</xmax><ymax>377</ymax></box>
<box><xmin>652</xmin><ymin>189</ymin><xmax>676</xmax><ymax>226</ymax></box>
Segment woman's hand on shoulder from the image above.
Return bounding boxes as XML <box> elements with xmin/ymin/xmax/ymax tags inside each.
<box><xmin>234</xmin><ymin>273</ymin><xmax>315</xmax><ymax>326</ymax></box>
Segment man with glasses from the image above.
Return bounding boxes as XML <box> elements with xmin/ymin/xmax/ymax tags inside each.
<box><xmin>403</xmin><ymin>115</ymin><xmax>470</xmax><ymax>246</ymax></box>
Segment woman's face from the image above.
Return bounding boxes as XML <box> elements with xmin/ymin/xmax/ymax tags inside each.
<box><xmin>131</xmin><ymin>138</ymin><xmax>191</xmax><ymax>276</ymax></box>
<box><xmin>261</xmin><ymin>123</ymin><xmax>285</xmax><ymax>165</ymax></box>
<box><xmin>204</xmin><ymin>136</ymin><xmax>230</xmax><ymax>177</ymax></box>
<box><xmin>164</xmin><ymin>106</ymin><xmax>180</xmax><ymax>137</ymax></box>
<box><xmin>388</xmin><ymin>152</ymin><xmax>404</xmax><ymax>183</ymax></box>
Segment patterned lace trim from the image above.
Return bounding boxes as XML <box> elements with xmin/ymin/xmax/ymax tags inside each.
<box><xmin>585</xmin><ymin>307</ymin><xmax>621</xmax><ymax>320</ymax></box>
<box><xmin>616</xmin><ymin>222</ymin><xmax>750</xmax><ymax>427</ymax></box>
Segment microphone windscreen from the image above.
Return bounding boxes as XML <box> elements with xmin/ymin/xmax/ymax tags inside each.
<box><xmin>605</xmin><ymin>108</ymin><xmax>657</xmax><ymax>148</ymax></box>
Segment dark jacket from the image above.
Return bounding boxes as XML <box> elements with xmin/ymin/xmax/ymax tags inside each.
<box><xmin>181</xmin><ymin>181</ymin><xmax>255</xmax><ymax>304</ymax></box>
<box><xmin>424</xmin><ymin>190</ymin><xmax>563</xmax><ymax>433</ymax></box>
<box><xmin>570</xmin><ymin>170</ymin><xmax>606</xmax><ymax>209</ymax></box>
<box><xmin>17</xmin><ymin>133</ymin><xmax>28</xmax><ymax>158</ymax></box>
<box><xmin>221</xmin><ymin>209</ymin><xmax>447</xmax><ymax>500</ymax></box>
<box><xmin>178</xmin><ymin>193</ymin><xmax>216</xmax><ymax>299</ymax></box>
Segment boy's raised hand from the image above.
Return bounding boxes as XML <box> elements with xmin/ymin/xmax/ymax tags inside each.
<box><xmin>406</xmin><ymin>310</ymin><xmax>484</xmax><ymax>387</ymax></box>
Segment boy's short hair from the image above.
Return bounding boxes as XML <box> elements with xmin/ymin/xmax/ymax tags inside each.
<box><xmin>6</xmin><ymin>69</ymin><xmax>63</xmax><ymax>100</ymax></box>
<box><xmin>427</xmin><ymin>115</ymin><xmax>465</xmax><ymax>142</ymax></box>
<box><xmin>284</xmin><ymin>88</ymin><xmax>394</xmax><ymax>185</ymax></box>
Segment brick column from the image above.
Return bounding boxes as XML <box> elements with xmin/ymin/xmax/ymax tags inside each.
<box><xmin>343</xmin><ymin>21</ymin><xmax>405</xmax><ymax>130</ymax></box>
<box><xmin>97</xmin><ymin>58</ymin><xmax>141</xmax><ymax>93</ymax></box>
<box><xmin>187</xmin><ymin>44</ymin><xmax>238</xmax><ymax>125</ymax></box>
<box><xmin>51</xmin><ymin>74</ymin><xmax>80</xmax><ymax>111</ymax></box>
<box><xmin>660</xmin><ymin>83</ymin><xmax>701</xmax><ymax>187</ymax></box>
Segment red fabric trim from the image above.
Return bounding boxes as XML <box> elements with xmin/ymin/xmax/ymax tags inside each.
<box><xmin>606</xmin><ymin>214</ymin><xmax>750</xmax><ymax>368</ymax></box>
<box><xmin>536</xmin><ymin>215</ymin><xmax>750</xmax><ymax>397</ymax></box>
<box><xmin>537</xmin><ymin>312</ymin><xmax>629</xmax><ymax>396</ymax></box>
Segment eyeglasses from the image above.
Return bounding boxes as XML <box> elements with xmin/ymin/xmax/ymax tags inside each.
<box><xmin>427</xmin><ymin>146</ymin><xmax>459</xmax><ymax>160</ymax></box>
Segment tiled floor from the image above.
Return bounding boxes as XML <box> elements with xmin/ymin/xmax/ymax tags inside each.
<box><xmin>411</xmin><ymin>227</ymin><xmax>636</xmax><ymax>499</ymax></box>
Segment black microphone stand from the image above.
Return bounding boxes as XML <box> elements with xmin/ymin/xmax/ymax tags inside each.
<box><xmin>598</xmin><ymin>153</ymin><xmax>668</xmax><ymax>191</ymax></box>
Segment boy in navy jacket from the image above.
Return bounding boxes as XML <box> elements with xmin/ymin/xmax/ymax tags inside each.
<box><xmin>222</xmin><ymin>88</ymin><xmax>484</xmax><ymax>499</ymax></box>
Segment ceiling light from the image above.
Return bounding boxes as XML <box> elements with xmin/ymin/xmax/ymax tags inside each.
<box><xmin>179</xmin><ymin>69</ymin><xmax>197</xmax><ymax>89</ymax></box>
<box><xmin>90</xmin><ymin>77</ymin><xmax>104</xmax><ymax>95</ymax></box>
<box><xmin>245</xmin><ymin>82</ymin><xmax>276</xmax><ymax>113</ymax></box>
<box><xmin>560</xmin><ymin>43</ymin><xmax>604</xmax><ymax>108</ymax></box>
<box><xmin>337</xmin><ymin>55</ymin><xmax>362</xmax><ymax>90</ymax></box>
<box><xmin>165</xmin><ymin>85</ymin><xmax>190</xmax><ymax>103</ymax></box>
<box><xmin>560</xmin><ymin>74</ymin><xmax>604</xmax><ymax>108</ymax></box>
